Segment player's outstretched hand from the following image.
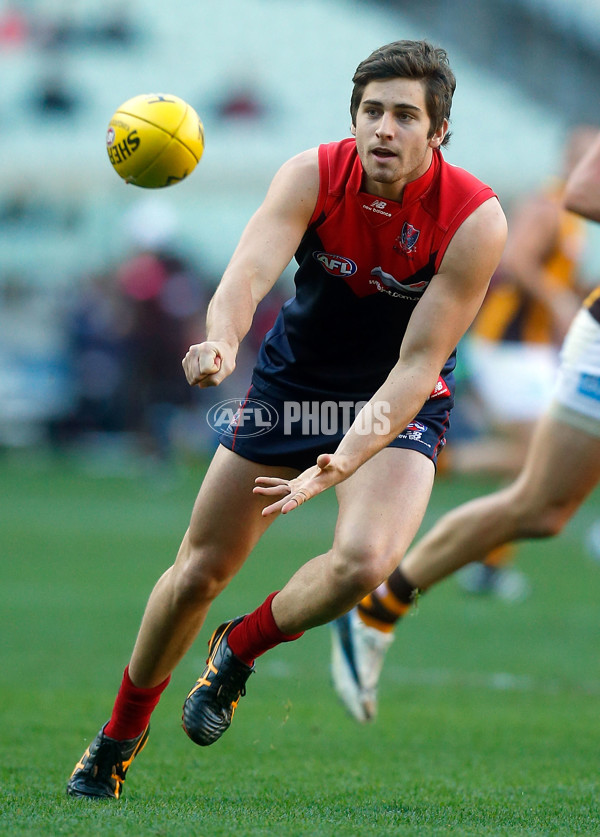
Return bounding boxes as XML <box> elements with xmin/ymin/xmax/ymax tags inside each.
<box><xmin>182</xmin><ymin>341</ymin><xmax>235</xmax><ymax>387</ymax></box>
<box><xmin>254</xmin><ymin>453</ymin><xmax>348</xmax><ymax>516</ymax></box>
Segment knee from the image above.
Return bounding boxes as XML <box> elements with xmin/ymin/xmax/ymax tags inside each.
<box><xmin>171</xmin><ymin>539</ymin><xmax>232</xmax><ymax>608</ymax></box>
<box><xmin>507</xmin><ymin>486</ymin><xmax>572</xmax><ymax>540</ymax></box>
<box><xmin>520</xmin><ymin>504</ymin><xmax>571</xmax><ymax>539</ymax></box>
<box><xmin>330</xmin><ymin>537</ymin><xmax>395</xmax><ymax>598</ymax></box>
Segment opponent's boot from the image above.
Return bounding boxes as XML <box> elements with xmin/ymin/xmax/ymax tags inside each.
<box><xmin>331</xmin><ymin>608</ymin><xmax>394</xmax><ymax>722</ymax></box>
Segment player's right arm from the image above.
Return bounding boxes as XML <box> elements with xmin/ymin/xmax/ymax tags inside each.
<box><xmin>564</xmin><ymin>131</ymin><xmax>600</xmax><ymax>222</ymax></box>
<box><xmin>182</xmin><ymin>148</ymin><xmax>320</xmax><ymax>387</ymax></box>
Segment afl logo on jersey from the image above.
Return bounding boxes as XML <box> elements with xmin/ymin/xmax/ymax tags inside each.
<box><xmin>313</xmin><ymin>251</ymin><xmax>357</xmax><ymax>277</ymax></box>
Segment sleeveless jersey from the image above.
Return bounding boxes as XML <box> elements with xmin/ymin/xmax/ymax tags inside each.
<box><xmin>473</xmin><ymin>179</ymin><xmax>587</xmax><ymax>345</ymax></box>
<box><xmin>252</xmin><ymin>137</ymin><xmax>496</xmax><ymax>400</ymax></box>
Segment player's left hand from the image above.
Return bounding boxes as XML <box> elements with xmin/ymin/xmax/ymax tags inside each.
<box><xmin>253</xmin><ymin>453</ymin><xmax>348</xmax><ymax>515</ymax></box>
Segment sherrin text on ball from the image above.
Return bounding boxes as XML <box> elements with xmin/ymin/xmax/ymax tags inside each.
<box><xmin>106</xmin><ymin>93</ymin><xmax>204</xmax><ymax>188</ymax></box>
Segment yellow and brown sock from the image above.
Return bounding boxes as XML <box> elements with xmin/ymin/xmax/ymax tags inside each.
<box><xmin>357</xmin><ymin>568</ymin><xmax>421</xmax><ymax>633</ymax></box>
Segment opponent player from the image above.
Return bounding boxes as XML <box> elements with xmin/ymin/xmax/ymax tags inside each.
<box><xmin>67</xmin><ymin>39</ymin><xmax>506</xmax><ymax>798</ymax></box>
<box><xmin>455</xmin><ymin>127</ymin><xmax>590</xmax><ymax>477</ymax></box>
<box><xmin>448</xmin><ymin>128</ymin><xmax>591</xmax><ymax>597</ymax></box>
<box><xmin>331</xmin><ymin>130</ymin><xmax>600</xmax><ymax>724</ymax></box>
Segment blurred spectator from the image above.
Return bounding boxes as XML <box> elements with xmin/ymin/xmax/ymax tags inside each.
<box><xmin>50</xmin><ymin>246</ymin><xmax>212</xmax><ymax>464</ymax></box>
<box><xmin>117</xmin><ymin>247</ymin><xmax>208</xmax><ymax>459</ymax></box>
<box><xmin>34</xmin><ymin>11</ymin><xmax>138</xmax><ymax>50</ymax></box>
<box><xmin>49</xmin><ymin>271</ymin><xmax>134</xmax><ymax>440</ymax></box>
<box><xmin>0</xmin><ymin>186</ymin><xmax>82</xmax><ymax>230</ymax></box>
<box><xmin>0</xmin><ymin>272</ymin><xmax>71</xmax><ymax>447</ymax></box>
<box><xmin>91</xmin><ymin>11</ymin><xmax>138</xmax><ymax>46</ymax></box>
<box><xmin>214</xmin><ymin>86</ymin><xmax>268</xmax><ymax>121</ymax></box>
<box><xmin>32</xmin><ymin>75</ymin><xmax>80</xmax><ymax>117</ymax></box>
<box><xmin>0</xmin><ymin>5</ymin><xmax>28</xmax><ymax>47</ymax></box>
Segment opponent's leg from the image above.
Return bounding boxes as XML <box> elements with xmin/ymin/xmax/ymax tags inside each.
<box><xmin>401</xmin><ymin>413</ymin><xmax>600</xmax><ymax>590</ymax></box>
<box><xmin>343</xmin><ymin>413</ymin><xmax>600</xmax><ymax>720</ymax></box>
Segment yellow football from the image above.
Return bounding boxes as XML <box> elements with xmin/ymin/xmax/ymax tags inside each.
<box><xmin>106</xmin><ymin>93</ymin><xmax>204</xmax><ymax>188</ymax></box>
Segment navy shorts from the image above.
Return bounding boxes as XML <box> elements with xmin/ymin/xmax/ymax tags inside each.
<box><xmin>214</xmin><ymin>377</ymin><xmax>454</xmax><ymax>473</ymax></box>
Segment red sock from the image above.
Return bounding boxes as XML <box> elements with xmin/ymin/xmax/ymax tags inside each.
<box><xmin>227</xmin><ymin>591</ymin><xmax>304</xmax><ymax>666</ymax></box>
<box><xmin>104</xmin><ymin>666</ymin><xmax>171</xmax><ymax>741</ymax></box>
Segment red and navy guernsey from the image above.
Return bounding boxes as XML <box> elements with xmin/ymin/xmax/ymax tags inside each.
<box><xmin>252</xmin><ymin>137</ymin><xmax>496</xmax><ymax>401</ymax></box>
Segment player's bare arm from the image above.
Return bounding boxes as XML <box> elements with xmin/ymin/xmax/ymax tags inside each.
<box><xmin>182</xmin><ymin>149</ymin><xmax>320</xmax><ymax>387</ymax></box>
<box><xmin>255</xmin><ymin>196</ymin><xmax>507</xmax><ymax>514</ymax></box>
<box><xmin>563</xmin><ymin>131</ymin><xmax>600</xmax><ymax>222</ymax></box>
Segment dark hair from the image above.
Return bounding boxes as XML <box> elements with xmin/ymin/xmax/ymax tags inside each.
<box><xmin>350</xmin><ymin>40</ymin><xmax>456</xmax><ymax>146</ymax></box>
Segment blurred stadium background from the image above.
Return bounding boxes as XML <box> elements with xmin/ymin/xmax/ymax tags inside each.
<box><xmin>1</xmin><ymin>0</ymin><xmax>600</xmax><ymax>457</ymax></box>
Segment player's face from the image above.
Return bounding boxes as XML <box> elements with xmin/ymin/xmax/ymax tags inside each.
<box><xmin>352</xmin><ymin>78</ymin><xmax>447</xmax><ymax>200</ymax></box>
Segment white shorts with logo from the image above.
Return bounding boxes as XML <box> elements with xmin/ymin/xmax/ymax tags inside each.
<box><xmin>548</xmin><ymin>307</ymin><xmax>600</xmax><ymax>438</ymax></box>
<box><xmin>466</xmin><ymin>336</ymin><xmax>560</xmax><ymax>423</ymax></box>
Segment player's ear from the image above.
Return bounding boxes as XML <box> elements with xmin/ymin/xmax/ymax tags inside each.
<box><xmin>350</xmin><ymin>123</ymin><xmax>356</xmax><ymax>136</ymax></box>
<box><xmin>428</xmin><ymin>118</ymin><xmax>448</xmax><ymax>149</ymax></box>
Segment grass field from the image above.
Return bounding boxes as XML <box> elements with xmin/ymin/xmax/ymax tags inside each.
<box><xmin>1</xmin><ymin>447</ymin><xmax>600</xmax><ymax>836</ymax></box>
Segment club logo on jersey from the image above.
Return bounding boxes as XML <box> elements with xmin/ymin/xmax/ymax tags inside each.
<box><xmin>369</xmin><ymin>266</ymin><xmax>429</xmax><ymax>297</ymax></box>
<box><xmin>313</xmin><ymin>251</ymin><xmax>357</xmax><ymax>277</ymax></box>
<box><xmin>394</xmin><ymin>222</ymin><xmax>420</xmax><ymax>254</ymax></box>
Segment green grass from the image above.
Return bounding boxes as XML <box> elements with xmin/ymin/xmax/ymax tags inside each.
<box><xmin>1</xmin><ymin>449</ymin><xmax>600</xmax><ymax>835</ymax></box>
